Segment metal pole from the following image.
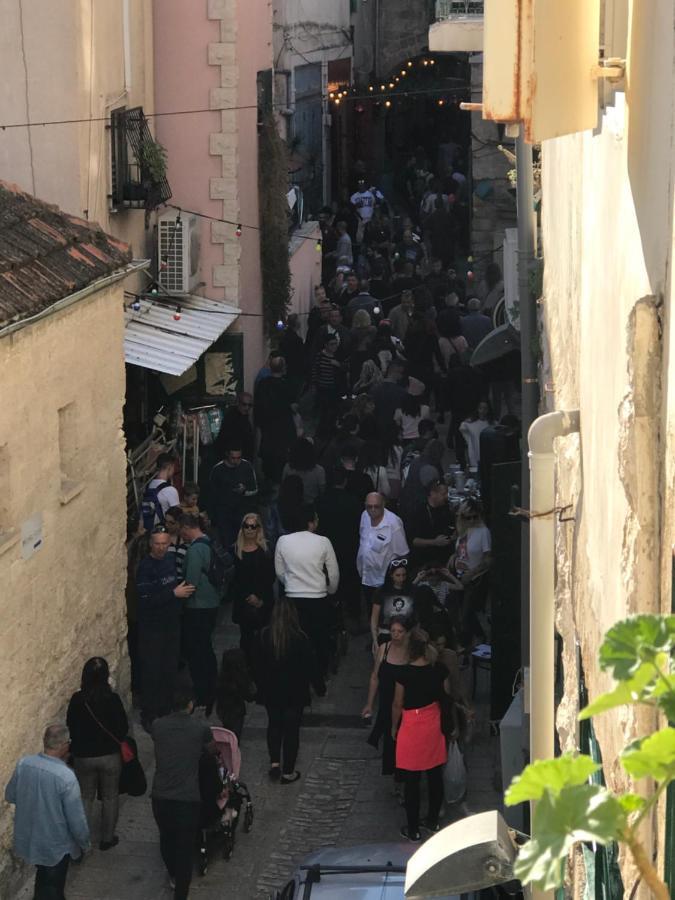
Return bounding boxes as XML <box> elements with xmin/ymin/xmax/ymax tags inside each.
<box><xmin>517</xmin><ymin>129</ymin><xmax>537</xmax><ymax>680</ymax></box>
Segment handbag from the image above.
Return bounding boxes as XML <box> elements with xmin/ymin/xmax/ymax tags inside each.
<box><xmin>84</xmin><ymin>702</ymin><xmax>147</xmax><ymax>796</ymax></box>
<box><xmin>84</xmin><ymin>702</ymin><xmax>134</xmax><ymax>762</ymax></box>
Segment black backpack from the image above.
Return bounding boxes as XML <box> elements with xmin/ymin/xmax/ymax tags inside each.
<box><xmin>194</xmin><ymin>536</ymin><xmax>232</xmax><ymax>598</ymax></box>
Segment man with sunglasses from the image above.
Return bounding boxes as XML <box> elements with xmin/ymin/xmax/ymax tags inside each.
<box><xmin>136</xmin><ymin>529</ymin><xmax>195</xmax><ymax>732</ymax></box>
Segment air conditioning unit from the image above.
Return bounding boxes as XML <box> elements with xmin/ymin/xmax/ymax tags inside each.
<box><xmin>158</xmin><ymin>211</ymin><xmax>200</xmax><ymax>295</ymax></box>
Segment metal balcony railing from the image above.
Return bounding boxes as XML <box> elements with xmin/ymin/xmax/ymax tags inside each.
<box><xmin>435</xmin><ymin>0</ymin><xmax>484</xmax><ymax>19</ymax></box>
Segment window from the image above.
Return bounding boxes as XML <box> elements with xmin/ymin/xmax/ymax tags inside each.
<box><xmin>58</xmin><ymin>402</ymin><xmax>83</xmax><ymax>503</ymax></box>
<box><xmin>110</xmin><ymin>106</ymin><xmax>172</xmax><ymax>210</ymax></box>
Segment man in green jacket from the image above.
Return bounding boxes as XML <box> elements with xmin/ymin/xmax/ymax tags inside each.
<box><xmin>180</xmin><ymin>514</ymin><xmax>221</xmax><ymax>714</ymax></box>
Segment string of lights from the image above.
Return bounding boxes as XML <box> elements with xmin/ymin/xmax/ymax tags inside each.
<box><xmin>1</xmin><ymin>60</ymin><xmax>468</xmax><ymax>130</ymax></box>
<box><xmin>165</xmin><ymin>204</ymin><xmax>324</xmax><ymax>250</ymax></box>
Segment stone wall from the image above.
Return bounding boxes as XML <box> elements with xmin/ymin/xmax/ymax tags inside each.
<box><xmin>540</xmin><ymin>25</ymin><xmax>675</xmax><ymax>885</ymax></box>
<box><xmin>469</xmin><ymin>56</ymin><xmax>516</xmax><ymax>273</ymax></box>
<box><xmin>0</xmin><ymin>285</ymin><xmax>128</xmax><ymax>895</ymax></box>
<box><xmin>352</xmin><ymin>0</ymin><xmax>434</xmax><ymax>82</ymax></box>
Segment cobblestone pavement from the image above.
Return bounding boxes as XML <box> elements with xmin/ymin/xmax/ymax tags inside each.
<box><xmin>21</xmin><ymin>608</ymin><xmax>503</xmax><ymax>899</ymax></box>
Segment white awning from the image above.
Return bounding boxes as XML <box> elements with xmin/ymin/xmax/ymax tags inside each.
<box><xmin>124</xmin><ymin>295</ymin><xmax>240</xmax><ymax>376</ymax></box>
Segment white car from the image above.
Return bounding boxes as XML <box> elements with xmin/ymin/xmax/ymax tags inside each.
<box><xmin>271</xmin><ymin>842</ymin><xmax>468</xmax><ymax>900</ymax></box>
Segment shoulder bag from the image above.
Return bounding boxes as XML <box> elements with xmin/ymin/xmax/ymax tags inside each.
<box><xmin>84</xmin><ymin>701</ymin><xmax>147</xmax><ymax>797</ymax></box>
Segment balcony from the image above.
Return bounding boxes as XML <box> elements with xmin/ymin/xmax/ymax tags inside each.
<box><xmin>110</xmin><ymin>107</ymin><xmax>172</xmax><ymax>212</ymax></box>
<box><xmin>430</xmin><ymin>0</ymin><xmax>484</xmax><ymax>53</ymax></box>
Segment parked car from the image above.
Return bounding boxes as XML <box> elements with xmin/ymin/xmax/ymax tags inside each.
<box><xmin>270</xmin><ymin>842</ymin><xmax>466</xmax><ymax>899</ymax></box>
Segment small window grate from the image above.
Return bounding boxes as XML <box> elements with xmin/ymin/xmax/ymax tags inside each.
<box><xmin>158</xmin><ymin>218</ymin><xmax>184</xmax><ymax>293</ymax></box>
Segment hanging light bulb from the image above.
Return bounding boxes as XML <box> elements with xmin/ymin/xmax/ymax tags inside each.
<box><xmin>373</xmin><ymin>305</ymin><xmax>381</xmax><ymax>316</ymax></box>
<box><xmin>467</xmin><ymin>270</ymin><xmax>474</xmax><ymax>282</ymax></box>
<box><xmin>276</xmin><ymin>319</ymin><xmax>285</xmax><ymax>330</ymax></box>
<box><xmin>131</xmin><ymin>299</ymin><xmax>141</xmax><ymax>312</ymax></box>
<box><xmin>380</xmin><ymin>84</ymin><xmax>386</xmax><ymax>91</ymax></box>
<box><xmin>315</xmin><ymin>239</ymin><xmax>322</xmax><ymax>252</ymax></box>
<box><xmin>384</xmin><ymin>100</ymin><xmax>392</xmax><ymax>108</ymax></box>
<box><xmin>368</xmin><ymin>85</ymin><xmax>374</xmax><ymax>92</ymax></box>
<box><xmin>388</xmin><ymin>82</ymin><xmax>395</xmax><ymax>89</ymax></box>
<box><xmin>400</xmin><ymin>69</ymin><xmax>406</xmax><ymax>76</ymax></box>
<box><xmin>334</xmin><ymin>97</ymin><xmax>341</xmax><ymax>105</ymax></box>
<box><xmin>395</xmin><ymin>77</ymin><xmax>400</xmax><ymax>83</ymax></box>
<box><xmin>150</xmin><ymin>287</ymin><xmax>158</xmax><ymax>295</ymax></box>
<box><xmin>423</xmin><ymin>60</ymin><xmax>429</xmax><ymax>66</ymax></box>
<box><xmin>438</xmin><ymin>99</ymin><xmax>445</xmax><ymax>106</ymax></box>
<box><xmin>429</xmin><ymin>59</ymin><xmax>435</xmax><ymax>65</ymax></box>
<box><xmin>329</xmin><ymin>92</ymin><xmax>335</xmax><ymax>99</ymax></box>
<box><xmin>173</xmin><ymin>306</ymin><xmax>182</xmax><ymax>321</ymax></box>
<box><xmin>467</xmin><ymin>255</ymin><xmax>474</xmax><ymax>263</ymax></box>
<box><xmin>407</xmin><ymin>61</ymin><xmax>413</xmax><ymax>67</ymax></box>
<box><xmin>235</xmin><ymin>224</ymin><xmax>242</xmax><ymax>237</ymax></box>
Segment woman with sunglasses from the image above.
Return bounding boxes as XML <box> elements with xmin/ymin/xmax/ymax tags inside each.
<box><xmin>369</xmin><ymin>559</ymin><xmax>416</xmax><ymax>655</ymax></box>
<box><xmin>231</xmin><ymin>513</ymin><xmax>275</xmax><ymax>677</ymax></box>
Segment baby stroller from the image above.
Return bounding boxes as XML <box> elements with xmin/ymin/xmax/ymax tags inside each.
<box><xmin>198</xmin><ymin>726</ymin><xmax>253</xmax><ymax>874</ymax></box>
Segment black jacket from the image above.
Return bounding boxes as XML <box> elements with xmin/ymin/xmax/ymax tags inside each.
<box><xmin>258</xmin><ymin>632</ymin><xmax>325</xmax><ymax>707</ymax></box>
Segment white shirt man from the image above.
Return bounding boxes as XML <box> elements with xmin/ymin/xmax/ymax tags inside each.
<box><xmin>357</xmin><ymin>493</ymin><xmax>409</xmax><ymax>591</ymax></box>
<box><xmin>275</xmin><ymin>506</ymin><xmax>339</xmax><ymax>677</ymax></box>
<box><xmin>350</xmin><ymin>184</ymin><xmax>384</xmax><ymax>224</ymax></box>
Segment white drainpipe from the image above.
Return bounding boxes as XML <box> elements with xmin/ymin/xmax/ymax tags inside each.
<box><xmin>527</xmin><ymin>409</ymin><xmax>580</xmax><ymax>900</ymax></box>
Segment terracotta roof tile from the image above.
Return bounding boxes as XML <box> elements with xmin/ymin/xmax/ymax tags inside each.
<box><xmin>0</xmin><ymin>180</ymin><xmax>132</xmax><ymax>330</ymax></box>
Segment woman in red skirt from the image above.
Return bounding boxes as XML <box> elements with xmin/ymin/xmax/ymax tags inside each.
<box><xmin>392</xmin><ymin>628</ymin><xmax>449</xmax><ymax>841</ymax></box>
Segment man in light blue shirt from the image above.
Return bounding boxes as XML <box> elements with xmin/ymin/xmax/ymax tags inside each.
<box><xmin>5</xmin><ymin>723</ymin><xmax>90</xmax><ymax>899</ymax></box>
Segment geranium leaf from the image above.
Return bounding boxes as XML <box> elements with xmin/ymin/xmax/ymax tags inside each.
<box><xmin>505</xmin><ymin>754</ymin><xmax>599</xmax><ymax>806</ymax></box>
<box><xmin>579</xmin><ymin>663</ymin><xmax>655</xmax><ymax>720</ymax></box>
<box><xmin>599</xmin><ymin>616</ymin><xmax>675</xmax><ymax>680</ymax></box>
<box><xmin>621</xmin><ymin>727</ymin><xmax>675</xmax><ymax>780</ymax></box>
<box><xmin>513</xmin><ymin>785</ymin><xmax>625</xmax><ymax>891</ymax></box>
<box><xmin>618</xmin><ymin>793</ymin><xmax>646</xmax><ymax>814</ymax></box>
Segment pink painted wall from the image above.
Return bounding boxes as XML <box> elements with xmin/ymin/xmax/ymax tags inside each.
<box><xmin>152</xmin><ymin>0</ymin><xmax>222</xmax><ymax>296</ymax></box>
<box><xmin>235</xmin><ymin>0</ymin><xmax>273</xmax><ymax>388</ymax></box>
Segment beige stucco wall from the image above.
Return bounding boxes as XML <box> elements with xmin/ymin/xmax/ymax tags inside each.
<box><xmin>540</xmin><ymin>2</ymin><xmax>675</xmax><ymax>890</ymax></box>
<box><xmin>0</xmin><ymin>0</ymin><xmax>154</xmax><ymax>288</ymax></box>
<box><xmin>0</xmin><ymin>284</ymin><xmax>128</xmax><ymax>893</ymax></box>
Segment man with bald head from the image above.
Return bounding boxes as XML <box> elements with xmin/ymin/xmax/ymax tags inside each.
<box><xmin>356</xmin><ymin>493</ymin><xmax>410</xmax><ymax>615</ymax></box>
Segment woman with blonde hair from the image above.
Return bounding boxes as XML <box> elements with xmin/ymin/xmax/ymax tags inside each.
<box><xmin>231</xmin><ymin>512</ymin><xmax>275</xmax><ymax>675</ymax></box>
<box><xmin>259</xmin><ymin>598</ymin><xmax>326</xmax><ymax>783</ymax></box>
<box><xmin>353</xmin><ymin>358</ymin><xmax>384</xmax><ymax>395</ymax></box>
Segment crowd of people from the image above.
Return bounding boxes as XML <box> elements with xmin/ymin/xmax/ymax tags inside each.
<box><xmin>4</xmin><ymin>174</ymin><xmax>520</xmax><ymax>900</ymax></box>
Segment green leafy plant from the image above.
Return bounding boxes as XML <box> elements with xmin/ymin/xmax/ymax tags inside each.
<box><xmin>136</xmin><ymin>139</ymin><xmax>168</xmax><ymax>184</ymax></box>
<box><xmin>505</xmin><ymin>615</ymin><xmax>675</xmax><ymax>899</ymax></box>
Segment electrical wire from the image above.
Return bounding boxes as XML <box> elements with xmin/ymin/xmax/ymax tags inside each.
<box><xmin>0</xmin><ymin>85</ymin><xmax>470</xmax><ymax>131</ymax></box>
<box><xmin>164</xmin><ymin>204</ymin><xmax>323</xmax><ymax>247</ymax></box>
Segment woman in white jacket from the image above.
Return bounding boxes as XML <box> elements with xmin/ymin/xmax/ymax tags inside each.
<box><xmin>458</xmin><ymin>400</ymin><xmax>493</xmax><ymax>470</ymax></box>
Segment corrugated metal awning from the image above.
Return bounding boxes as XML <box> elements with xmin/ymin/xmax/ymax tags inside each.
<box><xmin>124</xmin><ymin>295</ymin><xmax>239</xmax><ymax>376</ymax></box>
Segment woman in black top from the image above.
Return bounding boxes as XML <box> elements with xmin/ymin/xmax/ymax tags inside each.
<box><xmin>231</xmin><ymin>512</ymin><xmax>275</xmax><ymax>679</ymax></box>
<box><xmin>258</xmin><ymin>598</ymin><xmax>325</xmax><ymax>783</ymax></box>
<box><xmin>392</xmin><ymin>630</ymin><xmax>449</xmax><ymax>842</ymax></box>
<box><xmin>66</xmin><ymin>657</ymin><xmax>128</xmax><ymax>850</ymax></box>
<box><xmin>363</xmin><ymin>616</ymin><xmax>411</xmax><ymax>776</ymax></box>
<box><xmin>370</xmin><ymin>560</ymin><xmax>416</xmax><ymax>654</ymax></box>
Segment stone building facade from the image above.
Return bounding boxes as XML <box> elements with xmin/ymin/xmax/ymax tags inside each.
<box><xmin>536</xmin><ymin>3</ymin><xmax>675</xmax><ymax>892</ymax></box>
<box><xmin>0</xmin><ymin>184</ymin><xmax>135</xmax><ymax>894</ymax></box>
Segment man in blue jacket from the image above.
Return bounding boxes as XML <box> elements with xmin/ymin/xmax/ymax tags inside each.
<box><xmin>5</xmin><ymin>723</ymin><xmax>90</xmax><ymax>898</ymax></box>
<box><xmin>136</xmin><ymin>528</ymin><xmax>195</xmax><ymax>732</ymax></box>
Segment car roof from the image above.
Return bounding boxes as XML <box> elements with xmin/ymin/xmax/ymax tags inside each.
<box><xmin>297</xmin><ymin>843</ymin><xmax>461</xmax><ymax>900</ymax></box>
